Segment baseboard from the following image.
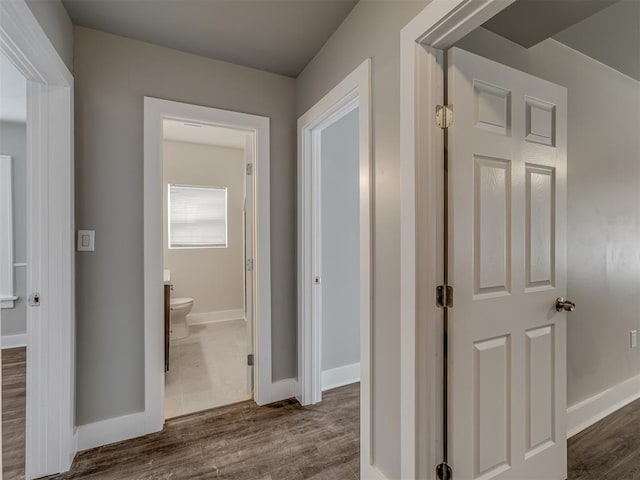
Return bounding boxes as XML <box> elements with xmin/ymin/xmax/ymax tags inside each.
<box><xmin>2</xmin><ymin>333</ymin><xmax>27</xmax><ymax>349</ymax></box>
<box><xmin>567</xmin><ymin>373</ymin><xmax>640</xmax><ymax>438</ymax></box>
<box><xmin>322</xmin><ymin>362</ymin><xmax>360</xmax><ymax>391</ymax></box>
<box><xmin>77</xmin><ymin>411</ymin><xmax>147</xmax><ymax>451</ymax></box>
<box><xmin>255</xmin><ymin>378</ymin><xmax>297</xmax><ymax>406</ymax></box>
<box><xmin>187</xmin><ymin>309</ymin><xmax>245</xmax><ymax>325</ymax></box>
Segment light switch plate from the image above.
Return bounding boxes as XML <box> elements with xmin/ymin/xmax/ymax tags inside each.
<box><xmin>77</xmin><ymin>230</ymin><xmax>95</xmax><ymax>252</ymax></box>
<box><xmin>631</xmin><ymin>330</ymin><xmax>637</xmax><ymax>349</ymax></box>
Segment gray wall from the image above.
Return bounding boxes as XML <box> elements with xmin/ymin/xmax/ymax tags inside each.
<box><xmin>296</xmin><ymin>1</ymin><xmax>430</xmax><ymax>476</ymax></box>
<box><xmin>25</xmin><ymin>0</ymin><xmax>73</xmax><ymax>72</ymax></box>
<box><xmin>163</xmin><ymin>141</ymin><xmax>245</xmax><ymax>315</ymax></box>
<box><xmin>456</xmin><ymin>28</ymin><xmax>640</xmax><ymax>407</ymax></box>
<box><xmin>321</xmin><ymin>108</ymin><xmax>360</xmax><ymax>372</ymax></box>
<box><xmin>0</xmin><ymin>121</ymin><xmax>27</xmax><ymax>336</ymax></box>
<box><xmin>74</xmin><ymin>26</ymin><xmax>297</xmax><ymax>425</ymax></box>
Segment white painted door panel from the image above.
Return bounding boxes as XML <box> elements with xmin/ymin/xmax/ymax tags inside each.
<box><xmin>448</xmin><ymin>47</ymin><xmax>567</xmax><ymax>480</ymax></box>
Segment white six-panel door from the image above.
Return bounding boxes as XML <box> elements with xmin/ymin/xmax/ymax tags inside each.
<box><xmin>448</xmin><ymin>47</ymin><xmax>568</xmax><ymax>480</ymax></box>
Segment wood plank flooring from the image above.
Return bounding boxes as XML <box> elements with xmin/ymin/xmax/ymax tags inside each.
<box><xmin>3</xmin><ymin>347</ymin><xmax>26</xmax><ymax>480</ymax></box>
<box><xmin>48</xmin><ymin>384</ymin><xmax>360</xmax><ymax>480</ymax></box>
<box><xmin>568</xmin><ymin>396</ymin><xmax>640</xmax><ymax>480</ymax></box>
<box><xmin>0</xmin><ymin>346</ymin><xmax>636</xmax><ymax>480</ymax></box>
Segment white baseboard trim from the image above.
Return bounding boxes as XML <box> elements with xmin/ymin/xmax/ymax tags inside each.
<box><xmin>2</xmin><ymin>333</ymin><xmax>27</xmax><ymax>349</ymax></box>
<box><xmin>567</xmin><ymin>373</ymin><xmax>640</xmax><ymax>438</ymax></box>
<box><xmin>322</xmin><ymin>362</ymin><xmax>360</xmax><ymax>391</ymax></box>
<box><xmin>256</xmin><ymin>378</ymin><xmax>297</xmax><ymax>405</ymax></box>
<box><xmin>187</xmin><ymin>309</ymin><xmax>245</xmax><ymax>325</ymax></box>
<box><xmin>77</xmin><ymin>411</ymin><xmax>147</xmax><ymax>451</ymax></box>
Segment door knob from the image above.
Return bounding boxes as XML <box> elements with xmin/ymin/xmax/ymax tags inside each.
<box><xmin>555</xmin><ymin>297</ymin><xmax>575</xmax><ymax>312</ymax></box>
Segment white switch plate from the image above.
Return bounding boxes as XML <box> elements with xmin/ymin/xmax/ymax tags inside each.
<box><xmin>631</xmin><ymin>330</ymin><xmax>637</xmax><ymax>349</ymax></box>
<box><xmin>77</xmin><ymin>230</ymin><xmax>95</xmax><ymax>252</ymax></box>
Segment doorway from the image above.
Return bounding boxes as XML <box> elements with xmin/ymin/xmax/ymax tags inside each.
<box><xmin>297</xmin><ymin>59</ymin><xmax>374</xmax><ymax>477</ymax></box>
<box><xmin>1</xmin><ymin>49</ymin><xmax>28</xmax><ymax>479</ymax></box>
<box><xmin>0</xmin><ymin>2</ymin><xmax>75</xmax><ymax>478</ymax></box>
<box><xmin>401</xmin><ymin>1</ymin><xmax>640</xmax><ymax>478</ymax></box>
<box><xmin>162</xmin><ymin>120</ymin><xmax>254</xmax><ymax>418</ymax></box>
<box><xmin>144</xmin><ymin>98</ymin><xmax>273</xmax><ymax>435</ymax></box>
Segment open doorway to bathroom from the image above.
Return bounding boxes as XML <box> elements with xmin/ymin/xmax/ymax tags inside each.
<box><xmin>162</xmin><ymin>119</ymin><xmax>255</xmax><ymax>419</ymax></box>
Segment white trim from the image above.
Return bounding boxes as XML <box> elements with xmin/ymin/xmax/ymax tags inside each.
<box><xmin>321</xmin><ymin>363</ymin><xmax>360</xmax><ymax>392</ymax></box>
<box><xmin>567</xmin><ymin>375</ymin><xmax>640</xmax><ymax>438</ymax></box>
<box><xmin>2</xmin><ymin>333</ymin><xmax>27</xmax><ymax>349</ymax></box>
<box><xmin>256</xmin><ymin>378</ymin><xmax>297</xmax><ymax>405</ymax></box>
<box><xmin>0</xmin><ymin>1</ymin><xmax>76</xmax><ymax>478</ymax></box>
<box><xmin>187</xmin><ymin>309</ymin><xmax>245</xmax><ymax>325</ymax></box>
<box><xmin>399</xmin><ymin>1</ymin><xmax>515</xmax><ymax>478</ymax></box>
<box><xmin>144</xmin><ymin>98</ymin><xmax>274</xmax><ymax>440</ymax></box>
<box><xmin>0</xmin><ymin>155</ymin><xmax>15</xmax><ymax>310</ymax></box>
<box><xmin>297</xmin><ymin>59</ymin><xmax>375</xmax><ymax>479</ymax></box>
<box><xmin>77</xmin><ymin>412</ymin><xmax>147</xmax><ymax>452</ymax></box>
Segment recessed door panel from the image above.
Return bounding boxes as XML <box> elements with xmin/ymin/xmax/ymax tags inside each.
<box><xmin>525</xmin><ymin>325</ymin><xmax>555</xmax><ymax>458</ymax></box>
<box><xmin>474</xmin><ymin>336</ymin><xmax>511</xmax><ymax>479</ymax></box>
<box><xmin>526</xmin><ymin>165</ymin><xmax>555</xmax><ymax>289</ymax></box>
<box><xmin>474</xmin><ymin>156</ymin><xmax>511</xmax><ymax>296</ymax></box>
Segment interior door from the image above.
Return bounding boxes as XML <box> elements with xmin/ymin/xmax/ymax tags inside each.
<box><xmin>447</xmin><ymin>47</ymin><xmax>568</xmax><ymax>479</ymax></box>
<box><xmin>244</xmin><ymin>134</ymin><xmax>254</xmax><ymax>396</ymax></box>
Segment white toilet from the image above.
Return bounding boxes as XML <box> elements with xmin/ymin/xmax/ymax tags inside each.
<box><xmin>170</xmin><ymin>297</ymin><xmax>194</xmax><ymax>340</ymax></box>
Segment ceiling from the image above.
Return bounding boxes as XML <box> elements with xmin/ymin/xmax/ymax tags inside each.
<box><xmin>163</xmin><ymin>119</ymin><xmax>249</xmax><ymax>149</ymax></box>
<box><xmin>62</xmin><ymin>0</ymin><xmax>358</xmax><ymax>78</ymax></box>
<box><xmin>0</xmin><ymin>53</ymin><xmax>27</xmax><ymax>123</ymax></box>
<box><xmin>483</xmin><ymin>0</ymin><xmax>619</xmax><ymax>48</ymax></box>
<box><xmin>553</xmin><ymin>0</ymin><xmax>639</xmax><ymax>81</ymax></box>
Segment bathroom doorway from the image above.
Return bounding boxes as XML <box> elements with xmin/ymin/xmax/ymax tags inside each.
<box><xmin>144</xmin><ymin>98</ymin><xmax>273</xmax><ymax>430</ymax></box>
<box><xmin>161</xmin><ymin>120</ymin><xmax>255</xmax><ymax>419</ymax></box>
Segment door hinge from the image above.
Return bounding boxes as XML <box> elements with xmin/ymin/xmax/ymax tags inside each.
<box><xmin>247</xmin><ymin>354</ymin><xmax>254</xmax><ymax>366</ymax></box>
<box><xmin>246</xmin><ymin>163</ymin><xmax>253</xmax><ymax>175</ymax></box>
<box><xmin>436</xmin><ymin>104</ymin><xmax>453</xmax><ymax>129</ymax></box>
<box><xmin>436</xmin><ymin>462</ymin><xmax>453</xmax><ymax>480</ymax></box>
<box><xmin>246</xmin><ymin>259</ymin><xmax>254</xmax><ymax>272</ymax></box>
<box><xmin>436</xmin><ymin>285</ymin><xmax>453</xmax><ymax>308</ymax></box>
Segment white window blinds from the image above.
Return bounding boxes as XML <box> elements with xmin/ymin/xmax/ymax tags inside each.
<box><xmin>168</xmin><ymin>184</ymin><xmax>228</xmax><ymax>248</ymax></box>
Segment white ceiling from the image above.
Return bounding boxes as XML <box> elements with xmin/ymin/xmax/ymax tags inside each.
<box><xmin>0</xmin><ymin>53</ymin><xmax>27</xmax><ymax>123</ymax></box>
<box><xmin>62</xmin><ymin>0</ymin><xmax>358</xmax><ymax>78</ymax></box>
<box><xmin>163</xmin><ymin>119</ymin><xmax>249</xmax><ymax>149</ymax></box>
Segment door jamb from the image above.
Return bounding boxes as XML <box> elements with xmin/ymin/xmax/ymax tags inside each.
<box><xmin>399</xmin><ymin>1</ymin><xmax>515</xmax><ymax>478</ymax></box>
<box><xmin>143</xmin><ymin>98</ymin><xmax>272</xmax><ymax>435</ymax></box>
<box><xmin>0</xmin><ymin>1</ymin><xmax>76</xmax><ymax>477</ymax></box>
<box><xmin>297</xmin><ymin>59</ymin><xmax>376</xmax><ymax>478</ymax></box>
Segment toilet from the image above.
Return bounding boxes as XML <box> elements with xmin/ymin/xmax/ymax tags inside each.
<box><xmin>170</xmin><ymin>297</ymin><xmax>194</xmax><ymax>340</ymax></box>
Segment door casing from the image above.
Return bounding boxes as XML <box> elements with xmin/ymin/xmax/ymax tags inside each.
<box><xmin>0</xmin><ymin>1</ymin><xmax>76</xmax><ymax>477</ymax></box>
<box><xmin>399</xmin><ymin>1</ymin><xmax>518</xmax><ymax>478</ymax></box>
<box><xmin>297</xmin><ymin>59</ymin><xmax>376</xmax><ymax>478</ymax></box>
<box><xmin>143</xmin><ymin>98</ymin><xmax>274</xmax><ymax>440</ymax></box>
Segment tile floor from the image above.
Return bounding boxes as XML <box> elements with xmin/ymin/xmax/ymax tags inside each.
<box><xmin>164</xmin><ymin>318</ymin><xmax>251</xmax><ymax>419</ymax></box>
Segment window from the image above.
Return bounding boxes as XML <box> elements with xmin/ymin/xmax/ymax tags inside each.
<box><xmin>168</xmin><ymin>184</ymin><xmax>228</xmax><ymax>248</ymax></box>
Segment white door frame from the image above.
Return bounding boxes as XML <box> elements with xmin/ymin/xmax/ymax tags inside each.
<box><xmin>297</xmin><ymin>59</ymin><xmax>376</xmax><ymax>478</ymax></box>
<box><xmin>0</xmin><ymin>1</ymin><xmax>76</xmax><ymax>478</ymax></box>
<box><xmin>143</xmin><ymin>98</ymin><xmax>273</xmax><ymax>434</ymax></box>
<box><xmin>399</xmin><ymin>1</ymin><xmax>516</xmax><ymax>478</ymax></box>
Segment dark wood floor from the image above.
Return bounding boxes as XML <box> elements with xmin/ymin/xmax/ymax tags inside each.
<box><xmin>0</xmin><ymin>346</ymin><xmax>636</xmax><ymax>480</ymax></box>
<box><xmin>3</xmin><ymin>347</ymin><xmax>26</xmax><ymax>480</ymax></box>
<box><xmin>48</xmin><ymin>384</ymin><xmax>360</xmax><ymax>480</ymax></box>
<box><xmin>568</xmin><ymin>395</ymin><xmax>640</xmax><ymax>480</ymax></box>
